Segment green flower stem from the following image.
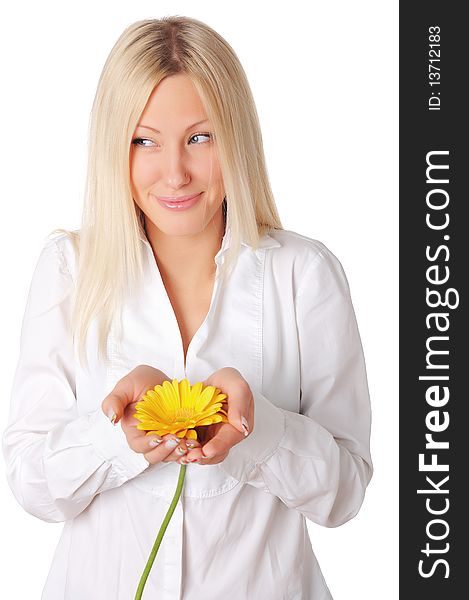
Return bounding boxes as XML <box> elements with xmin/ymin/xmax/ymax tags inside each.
<box><xmin>135</xmin><ymin>464</ymin><xmax>187</xmax><ymax>599</ymax></box>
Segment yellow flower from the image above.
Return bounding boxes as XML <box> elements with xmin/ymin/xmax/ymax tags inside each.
<box><xmin>133</xmin><ymin>378</ymin><xmax>228</xmax><ymax>440</ymax></box>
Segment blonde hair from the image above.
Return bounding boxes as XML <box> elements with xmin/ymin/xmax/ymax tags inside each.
<box><xmin>57</xmin><ymin>15</ymin><xmax>283</xmax><ymax>368</ymax></box>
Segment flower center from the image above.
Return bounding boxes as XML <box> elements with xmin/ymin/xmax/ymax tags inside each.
<box><xmin>173</xmin><ymin>409</ymin><xmax>196</xmax><ymax>423</ymax></box>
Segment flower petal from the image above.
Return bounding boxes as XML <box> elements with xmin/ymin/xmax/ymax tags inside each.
<box><xmin>188</xmin><ymin>381</ymin><xmax>202</xmax><ymax>404</ymax></box>
<box><xmin>195</xmin><ymin>416</ymin><xmax>221</xmax><ymax>426</ymax></box>
<box><xmin>161</xmin><ymin>380</ymin><xmax>180</xmax><ymax>412</ymax></box>
<box><xmin>142</xmin><ymin>390</ymin><xmax>172</xmax><ymax>417</ymax></box>
<box><xmin>179</xmin><ymin>379</ymin><xmax>191</xmax><ymax>408</ymax></box>
<box><xmin>194</xmin><ymin>385</ymin><xmax>217</xmax><ymax>412</ymax></box>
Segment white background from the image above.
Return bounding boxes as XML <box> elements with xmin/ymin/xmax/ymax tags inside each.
<box><xmin>0</xmin><ymin>1</ymin><xmax>398</xmax><ymax>598</ymax></box>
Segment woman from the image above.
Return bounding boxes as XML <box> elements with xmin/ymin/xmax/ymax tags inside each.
<box><xmin>2</xmin><ymin>15</ymin><xmax>372</xmax><ymax>599</ymax></box>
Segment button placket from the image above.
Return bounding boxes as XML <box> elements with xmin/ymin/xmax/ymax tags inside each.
<box><xmin>183</xmin><ymin>257</ymin><xmax>223</xmax><ymax>380</ymax></box>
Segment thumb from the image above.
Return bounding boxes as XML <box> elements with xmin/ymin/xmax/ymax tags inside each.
<box><xmin>101</xmin><ymin>391</ymin><xmax>125</xmax><ymax>425</ymax></box>
<box><xmin>202</xmin><ymin>377</ymin><xmax>239</xmax><ymax>430</ymax></box>
<box><xmin>226</xmin><ymin>404</ymin><xmax>249</xmax><ymax>437</ymax></box>
<box><xmin>101</xmin><ymin>377</ymin><xmax>135</xmax><ymax>425</ymax></box>
<box><xmin>201</xmin><ymin>424</ymin><xmax>240</xmax><ymax>459</ymax></box>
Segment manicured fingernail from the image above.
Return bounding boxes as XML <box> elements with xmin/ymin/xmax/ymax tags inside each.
<box><xmin>186</xmin><ymin>441</ymin><xmax>196</xmax><ymax>448</ymax></box>
<box><xmin>241</xmin><ymin>416</ymin><xmax>249</xmax><ymax>436</ymax></box>
<box><xmin>176</xmin><ymin>446</ymin><xmax>187</xmax><ymax>455</ymax></box>
<box><xmin>107</xmin><ymin>409</ymin><xmax>117</xmax><ymax>425</ymax></box>
<box><xmin>188</xmin><ymin>457</ymin><xmax>198</xmax><ymax>463</ymax></box>
<box><xmin>165</xmin><ymin>438</ymin><xmax>179</xmax><ymax>448</ymax></box>
<box><xmin>148</xmin><ymin>437</ymin><xmax>162</xmax><ymax>447</ymax></box>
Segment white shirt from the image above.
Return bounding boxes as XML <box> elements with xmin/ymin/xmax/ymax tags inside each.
<box><xmin>2</xmin><ymin>219</ymin><xmax>372</xmax><ymax>599</ymax></box>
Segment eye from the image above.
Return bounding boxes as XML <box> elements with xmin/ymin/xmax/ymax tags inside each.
<box><xmin>189</xmin><ymin>133</ymin><xmax>212</xmax><ymax>144</ymax></box>
<box><xmin>131</xmin><ymin>137</ymin><xmax>155</xmax><ymax>147</ymax></box>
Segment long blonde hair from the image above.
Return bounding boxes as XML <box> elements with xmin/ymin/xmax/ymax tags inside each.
<box><xmin>57</xmin><ymin>15</ymin><xmax>283</xmax><ymax>368</ymax></box>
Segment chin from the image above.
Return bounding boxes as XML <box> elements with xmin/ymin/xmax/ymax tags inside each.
<box><xmin>141</xmin><ymin>200</ymin><xmax>224</xmax><ymax>238</ymax></box>
<box><xmin>152</xmin><ymin>215</ymin><xmax>212</xmax><ymax>237</ymax></box>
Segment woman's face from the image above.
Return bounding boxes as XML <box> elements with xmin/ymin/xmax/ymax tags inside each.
<box><xmin>130</xmin><ymin>74</ymin><xmax>225</xmax><ymax>239</ymax></box>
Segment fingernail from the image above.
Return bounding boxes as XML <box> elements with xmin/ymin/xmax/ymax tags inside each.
<box><xmin>107</xmin><ymin>409</ymin><xmax>117</xmax><ymax>425</ymax></box>
<box><xmin>188</xmin><ymin>457</ymin><xmax>198</xmax><ymax>463</ymax></box>
<box><xmin>148</xmin><ymin>437</ymin><xmax>162</xmax><ymax>447</ymax></box>
<box><xmin>165</xmin><ymin>438</ymin><xmax>179</xmax><ymax>448</ymax></box>
<box><xmin>186</xmin><ymin>441</ymin><xmax>196</xmax><ymax>448</ymax></box>
<box><xmin>176</xmin><ymin>446</ymin><xmax>187</xmax><ymax>455</ymax></box>
<box><xmin>241</xmin><ymin>416</ymin><xmax>249</xmax><ymax>437</ymax></box>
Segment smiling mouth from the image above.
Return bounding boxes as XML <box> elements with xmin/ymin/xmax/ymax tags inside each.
<box><xmin>156</xmin><ymin>193</ymin><xmax>201</xmax><ymax>203</ymax></box>
<box><xmin>153</xmin><ymin>192</ymin><xmax>203</xmax><ymax>210</ymax></box>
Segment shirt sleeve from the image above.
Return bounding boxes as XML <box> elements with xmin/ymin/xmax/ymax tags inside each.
<box><xmin>219</xmin><ymin>247</ymin><xmax>373</xmax><ymax>527</ymax></box>
<box><xmin>2</xmin><ymin>238</ymin><xmax>152</xmax><ymax>523</ymax></box>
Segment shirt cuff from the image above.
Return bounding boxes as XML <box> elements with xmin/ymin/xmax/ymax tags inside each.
<box><xmin>88</xmin><ymin>408</ymin><xmax>150</xmax><ymax>479</ymax></box>
<box><xmin>219</xmin><ymin>389</ymin><xmax>286</xmax><ymax>483</ymax></box>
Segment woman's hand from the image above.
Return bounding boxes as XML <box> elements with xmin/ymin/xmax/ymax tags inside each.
<box><xmin>182</xmin><ymin>367</ymin><xmax>255</xmax><ymax>466</ymax></box>
<box><xmin>101</xmin><ymin>365</ymin><xmax>201</xmax><ymax>465</ymax></box>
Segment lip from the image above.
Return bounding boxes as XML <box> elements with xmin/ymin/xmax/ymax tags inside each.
<box><xmin>154</xmin><ymin>192</ymin><xmax>202</xmax><ymax>211</ymax></box>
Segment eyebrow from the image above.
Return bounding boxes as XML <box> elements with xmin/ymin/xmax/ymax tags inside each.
<box><xmin>136</xmin><ymin>119</ymin><xmax>210</xmax><ymax>134</ymax></box>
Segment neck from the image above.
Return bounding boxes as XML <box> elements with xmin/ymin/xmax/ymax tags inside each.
<box><xmin>144</xmin><ymin>209</ymin><xmax>226</xmax><ymax>285</ymax></box>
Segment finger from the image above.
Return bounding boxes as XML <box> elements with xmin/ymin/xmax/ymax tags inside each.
<box><xmin>144</xmin><ymin>436</ymin><xmax>187</xmax><ymax>465</ymax></box>
<box><xmin>201</xmin><ymin>423</ymin><xmax>244</xmax><ymax>460</ymax></box>
<box><xmin>175</xmin><ymin>436</ymin><xmax>210</xmax><ymax>464</ymax></box>
<box><xmin>129</xmin><ymin>428</ymin><xmax>201</xmax><ymax>455</ymax></box>
<box><xmin>185</xmin><ymin>438</ymin><xmax>201</xmax><ymax>451</ymax></box>
<box><xmin>225</xmin><ymin>383</ymin><xmax>253</xmax><ymax>437</ymax></box>
<box><xmin>203</xmin><ymin>373</ymin><xmax>253</xmax><ymax>437</ymax></box>
<box><xmin>128</xmin><ymin>432</ymin><xmax>164</xmax><ymax>454</ymax></box>
<box><xmin>103</xmin><ymin>370</ymin><xmax>151</xmax><ymax>426</ymax></box>
<box><xmin>163</xmin><ymin>437</ymin><xmax>189</xmax><ymax>463</ymax></box>
<box><xmin>101</xmin><ymin>387</ymin><xmax>132</xmax><ymax>426</ymax></box>
<box><xmin>184</xmin><ymin>447</ymin><xmax>204</xmax><ymax>463</ymax></box>
<box><xmin>122</xmin><ymin>401</ymin><xmax>145</xmax><ymax>429</ymax></box>
<box><xmin>172</xmin><ymin>438</ymin><xmax>203</xmax><ymax>462</ymax></box>
<box><xmin>180</xmin><ymin>438</ymin><xmax>209</xmax><ymax>464</ymax></box>
<box><xmin>183</xmin><ymin>440</ymin><xmax>231</xmax><ymax>465</ymax></box>
<box><xmin>197</xmin><ymin>449</ymin><xmax>229</xmax><ymax>466</ymax></box>
<box><xmin>202</xmin><ymin>367</ymin><xmax>239</xmax><ymax>388</ymax></box>
<box><xmin>102</xmin><ymin>369</ymin><xmax>171</xmax><ymax>427</ymax></box>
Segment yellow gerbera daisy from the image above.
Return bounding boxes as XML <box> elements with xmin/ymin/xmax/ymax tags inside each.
<box><xmin>133</xmin><ymin>378</ymin><xmax>228</xmax><ymax>440</ymax></box>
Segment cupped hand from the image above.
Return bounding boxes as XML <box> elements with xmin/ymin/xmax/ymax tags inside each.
<box><xmin>182</xmin><ymin>367</ymin><xmax>255</xmax><ymax>466</ymax></box>
<box><xmin>101</xmin><ymin>365</ymin><xmax>201</xmax><ymax>465</ymax></box>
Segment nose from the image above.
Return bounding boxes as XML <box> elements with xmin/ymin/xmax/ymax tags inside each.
<box><xmin>163</xmin><ymin>145</ymin><xmax>190</xmax><ymax>190</ymax></box>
